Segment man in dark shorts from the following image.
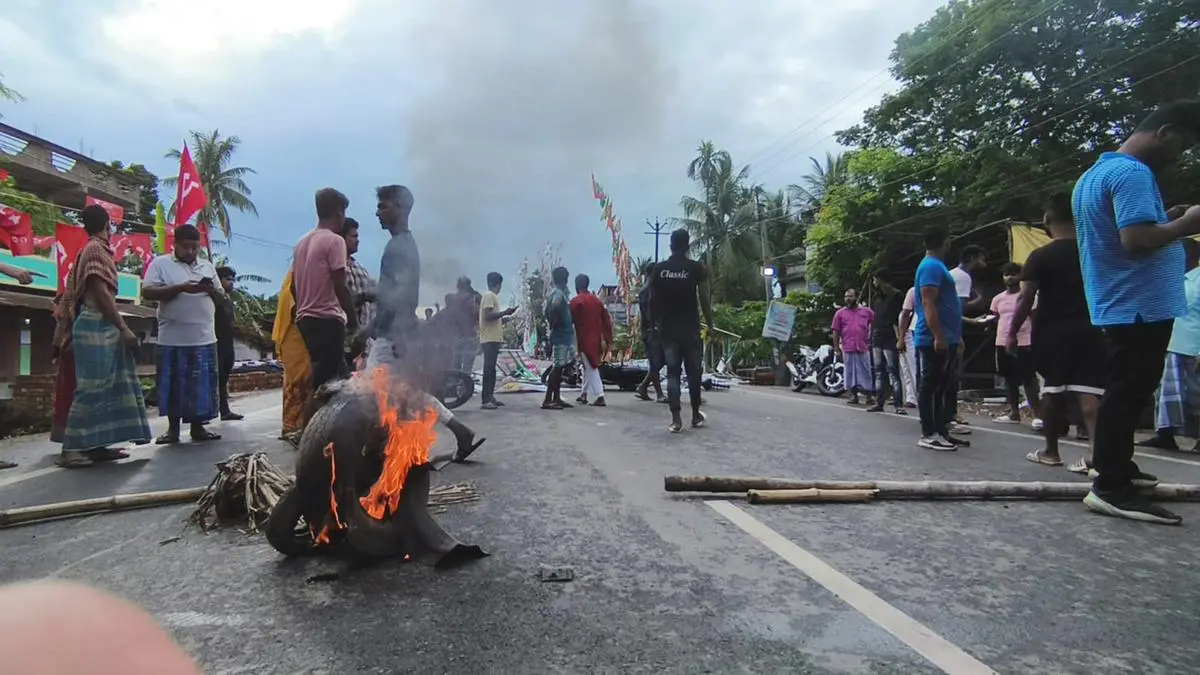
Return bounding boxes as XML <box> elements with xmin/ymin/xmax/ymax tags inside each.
<box><xmin>291</xmin><ymin>188</ymin><xmax>357</xmax><ymax>424</ymax></box>
<box><xmin>635</xmin><ymin>262</ymin><xmax>664</xmax><ymax>402</ymax></box>
<box><xmin>650</xmin><ymin>229</ymin><xmax>713</xmax><ymax>433</ymax></box>
<box><xmin>989</xmin><ymin>262</ymin><xmax>1039</xmax><ymax>425</ymax></box>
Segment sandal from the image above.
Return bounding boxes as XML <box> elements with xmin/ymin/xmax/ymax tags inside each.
<box><xmin>1065</xmin><ymin>458</ymin><xmax>1091</xmax><ymax>474</ymax></box>
<box><xmin>190</xmin><ymin>429</ymin><xmax>222</xmax><ymax>442</ymax></box>
<box><xmin>634</xmin><ymin>391</ymin><xmax>651</xmax><ymax>401</ymax></box>
<box><xmin>0</xmin><ymin>460</ymin><xmax>17</xmax><ymax>470</ymax></box>
<box><xmin>1025</xmin><ymin>450</ymin><xmax>1063</xmax><ymax>466</ymax></box>
<box><xmin>155</xmin><ymin>433</ymin><xmax>180</xmax><ymax>445</ymax></box>
<box><xmin>86</xmin><ymin>448</ymin><xmax>130</xmax><ymax>462</ymax></box>
<box><xmin>541</xmin><ymin>402</ymin><xmax>564</xmax><ymax>410</ymax></box>
<box><xmin>55</xmin><ymin>452</ymin><xmax>94</xmax><ymax>468</ymax></box>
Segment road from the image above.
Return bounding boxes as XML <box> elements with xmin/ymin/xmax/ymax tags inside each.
<box><xmin>2</xmin><ymin>384</ymin><xmax>1199</xmax><ymax>674</ymax></box>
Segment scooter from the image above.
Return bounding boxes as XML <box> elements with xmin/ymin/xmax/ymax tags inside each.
<box><xmin>785</xmin><ymin>344</ymin><xmax>846</xmax><ymax>397</ymax></box>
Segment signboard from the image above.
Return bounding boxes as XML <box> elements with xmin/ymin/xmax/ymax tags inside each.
<box><xmin>0</xmin><ymin>250</ymin><xmax>141</xmax><ymax>301</ymax></box>
<box><xmin>761</xmin><ymin>300</ymin><xmax>797</xmax><ymax>341</ymax></box>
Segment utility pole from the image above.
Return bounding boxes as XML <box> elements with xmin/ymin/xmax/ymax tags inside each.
<box><xmin>756</xmin><ymin>191</ymin><xmax>771</xmax><ymax>301</ymax></box>
<box><xmin>645</xmin><ymin>218</ymin><xmax>668</xmax><ymax>261</ymax></box>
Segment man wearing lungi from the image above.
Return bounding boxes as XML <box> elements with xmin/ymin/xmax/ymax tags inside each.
<box><xmin>831</xmin><ymin>288</ymin><xmax>874</xmax><ymax>406</ymax></box>
<box><xmin>143</xmin><ymin>225</ymin><xmax>224</xmax><ymax>445</ymax></box>
<box><xmin>1139</xmin><ymin>239</ymin><xmax>1200</xmax><ymax>453</ymax></box>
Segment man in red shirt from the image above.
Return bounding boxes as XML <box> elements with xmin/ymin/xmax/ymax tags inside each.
<box><xmin>569</xmin><ymin>274</ymin><xmax>613</xmax><ymax>406</ymax></box>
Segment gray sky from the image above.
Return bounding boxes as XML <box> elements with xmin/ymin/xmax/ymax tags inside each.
<box><xmin>0</xmin><ymin>0</ymin><xmax>946</xmax><ymax>302</ymax></box>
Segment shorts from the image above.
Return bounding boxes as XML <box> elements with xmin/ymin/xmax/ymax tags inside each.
<box><xmin>995</xmin><ymin>346</ymin><xmax>1034</xmax><ymax>381</ymax></box>
<box><xmin>552</xmin><ymin>343</ymin><xmax>577</xmax><ymax>368</ymax></box>
<box><xmin>1033</xmin><ymin>323</ymin><xmax>1105</xmax><ymax>396</ymax></box>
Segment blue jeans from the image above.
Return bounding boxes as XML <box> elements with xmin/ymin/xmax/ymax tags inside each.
<box><xmin>872</xmin><ymin>346</ymin><xmax>902</xmax><ymax>408</ymax></box>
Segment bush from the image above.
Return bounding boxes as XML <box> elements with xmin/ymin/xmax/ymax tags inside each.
<box><xmin>710</xmin><ymin>290</ymin><xmax>838</xmax><ymax>367</ymax></box>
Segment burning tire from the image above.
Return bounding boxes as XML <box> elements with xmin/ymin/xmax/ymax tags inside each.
<box><xmin>266</xmin><ymin>377</ymin><xmax>488</xmax><ymax>568</ymax></box>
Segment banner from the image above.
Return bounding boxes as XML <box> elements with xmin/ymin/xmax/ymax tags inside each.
<box><xmin>0</xmin><ymin>203</ymin><xmax>34</xmax><ymax>256</ymax></box>
<box><xmin>762</xmin><ymin>301</ymin><xmax>797</xmax><ymax>341</ymax></box>
<box><xmin>85</xmin><ymin>196</ymin><xmax>125</xmax><ymax>226</ymax></box>
<box><xmin>54</xmin><ymin>223</ymin><xmax>88</xmax><ymax>294</ymax></box>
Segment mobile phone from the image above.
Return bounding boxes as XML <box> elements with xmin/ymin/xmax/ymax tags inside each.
<box><xmin>199</xmin><ymin>277</ymin><xmax>214</xmax><ymax>286</ymax></box>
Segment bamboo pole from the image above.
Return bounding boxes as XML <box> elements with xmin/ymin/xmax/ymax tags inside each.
<box><xmin>0</xmin><ymin>488</ymin><xmax>206</xmax><ymax>529</ymax></box>
<box><xmin>748</xmin><ymin>488</ymin><xmax>878</xmax><ymax>504</ymax></box>
<box><xmin>665</xmin><ymin>476</ymin><xmax>1200</xmax><ymax>502</ymax></box>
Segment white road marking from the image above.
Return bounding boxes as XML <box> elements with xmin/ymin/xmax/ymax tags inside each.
<box><xmin>741</xmin><ymin>387</ymin><xmax>1200</xmax><ymax>468</ymax></box>
<box><xmin>707</xmin><ymin>500</ymin><xmax>998</xmax><ymax>675</ymax></box>
<box><xmin>161</xmin><ymin>611</ymin><xmax>249</xmax><ymax>628</ymax></box>
<box><xmin>0</xmin><ymin>466</ymin><xmax>58</xmax><ymax>490</ymax></box>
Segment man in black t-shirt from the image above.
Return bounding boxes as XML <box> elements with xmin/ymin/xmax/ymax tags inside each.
<box><xmin>1005</xmin><ymin>194</ymin><xmax>1104</xmax><ymax>471</ymax></box>
<box><xmin>215</xmin><ymin>266</ymin><xmax>243</xmax><ymax>421</ymax></box>
<box><xmin>650</xmin><ymin>229</ymin><xmax>714</xmax><ymax>433</ymax></box>
<box><xmin>635</xmin><ymin>262</ymin><xmax>665</xmax><ymax>402</ymax></box>
<box><xmin>867</xmin><ymin>273</ymin><xmax>906</xmax><ymax>414</ymax></box>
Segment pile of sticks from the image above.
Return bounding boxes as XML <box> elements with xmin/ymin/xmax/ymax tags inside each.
<box><xmin>427</xmin><ymin>483</ymin><xmax>480</xmax><ymax>513</ymax></box>
<box><xmin>190</xmin><ymin>453</ymin><xmax>295</xmax><ymax>532</ymax></box>
<box><xmin>664</xmin><ymin>475</ymin><xmax>1200</xmax><ymax>504</ymax></box>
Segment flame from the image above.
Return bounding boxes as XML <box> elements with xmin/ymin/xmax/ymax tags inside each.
<box><xmin>358</xmin><ymin>367</ymin><xmax>438</xmax><ymax>519</ymax></box>
<box><xmin>313</xmin><ymin>442</ymin><xmax>345</xmax><ymax>545</ymax></box>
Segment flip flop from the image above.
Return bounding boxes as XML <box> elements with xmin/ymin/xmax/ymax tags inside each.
<box><xmin>1065</xmin><ymin>458</ymin><xmax>1091</xmax><ymax>474</ymax></box>
<box><xmin>1025</xmin><ymin>450</ymin><xmax>1063</xmax><ymax>466</ymax></box>
<box><xmin>54</xmin><ymin>453</ymin><xmax>94</xmax><ymax>468</ymax></box>
<box><xmin>0</xmin><ymin>460</ymin><xmax>17</xmax><ymax>470</ymax></box>
<box><xmin>155</xmin><ymin>433</ymin><xmax>180</xmax><ymax>445</ymax></box>
<box><xmin>86</xmin><ymin>448</ymin><xmax>130</xmax><ymax>462</ymax></box>
<box><xmin>190</xmin><ymin>430</ymin><xmax>222</xmax><ymax>442</ymax></box>
<box><xmin>452</xmin><ymin>437</ymin><xmax>487</xmax><ymax>463</ymax></box>
<box><xmin>634</xmin><ymin>392</ymin><xmax>651</xmax><ymax>401</ymax></box>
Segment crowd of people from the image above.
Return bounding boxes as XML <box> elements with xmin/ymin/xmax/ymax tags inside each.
<box><xmin>831</xmin><ymin>101</ymin><xmax>1200</xmax><ymax>526</ymax></box>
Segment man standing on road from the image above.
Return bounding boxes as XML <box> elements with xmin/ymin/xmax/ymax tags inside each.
<box><xmin>1140</xmin><ymin>240</ymin><xmax>1200</xmax><ymax>453</ymax></box>
<box><xmin>831</xmin><ymin>288</ymin><xmax>874</xmax><ymax>406</ymax></box>
<box><xmin>635</xmin><ymin>262</ymin><xmax>665</xmax><ymax>403</ymax></box>
<box><xmin>479</xmin><ymin>272</ymin><xmax>515</xmax><ymax>410</ymax></box>
<box><xmin>913</xmin><ymin>225</ymin><xmax>964</xmax><ymax>452</ymax></box>
<box><xmin>989</xmin><ymin>262</ymin><xmax>1039</xmax><ymax>427</ymax></box>
<box><xmin>54</xmin><ymin>204</ymin><xmax>151</xmax><ymax>468</ymax></box>
<box><xmin>341</xmin><ymin>218</ymin><xmax>376</xmax><ymax>370</ymax></box>
<box><xmin>445</xmin><ymin>277</ymin><xmax>482</xmax><ymax>373</ymax></box>
<box><xmin>367</xmin><ymin>184</ymin><xmax>484</xmax><ymax>462</ymax></box>
<box><xmin>143</xmin><ymin>225</ymin><xmax>224</xmax><ymax>445</ymax></box>
<box><xmin>868</xmin><ymin>274</ymin><xmax>905</xmax><ymax>414</ymax></box>
<box><xmin>896</xmin><ymin>286</ymin><xmax>918</xmax><ymax>409</ymax></box>
<box><xmin>650</xmin><ymin>229</ymin><xmax>713</xmax><ymax>433</ymax></box>
<box><xmin>541</xmin><ymin>266</ymin><xmax>576</xmax><ymax>410</ymax></box>
<box><xmin>214</xmin><ymin>266</ymin><xmax>243</xmax><ymax>421</ymax></box>
<box><xmin>570</xmin><ymin>273</ymin><xmax>613</xmax><ymax>407</ymax></box>
<box><xmin>945</xmin><ymin>244</ymin><xmax>987</xmax><ymax>436</ymax></box>
<box><xmin>1074</xmin><ymin>101</ymin><xmax>1200</xmax><ymax>525</ymax></box>
<box><xmin>292</xmin><ymin>188</ymin><xmax>358</xmax><ymax>425</ymax></box>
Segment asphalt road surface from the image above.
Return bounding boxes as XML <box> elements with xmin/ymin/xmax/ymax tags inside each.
<box><xmin>2</xmin><ymin>385</ymin><xmax>1199</xmax><ymax>674</ymax></box>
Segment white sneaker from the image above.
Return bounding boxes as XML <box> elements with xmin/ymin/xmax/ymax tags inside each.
<box><xmin>918</xmin><ymin>435</ymin><xmax>957</xmax><ymax>451</ymax></box>
<box><xmin>948</xmin><ymin>422</ymin><xmax>972</xmax><ymax>435</ymax></box>
<box><xmin>1032</xmin><ymin>418</ymin><xmax>1044</xmax><ymax>431</ymax></box>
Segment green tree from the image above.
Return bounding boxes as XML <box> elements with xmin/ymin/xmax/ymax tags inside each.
<box><xmin>163</xmin><ymin>130</ymin><xmax>258</xmax><ymax>239</ymax></box>
<box><xmin>787</xmin><ymin>151</ymin><xmax>849</xmax><ymax>209</ymax></box>
<box><xmin>0</xmin><ymin>73</ymin><xmax>23</xmax><ymax>117</ymax></box>
<box><xmin>0</xmin><ymin>174</ymin><xmax>66</xmax><ymax>237</ymax></box>
<box><xmin>107</xmin><ymin>161</ymin><xmax>160</xmax><ymax>230</ymax></box>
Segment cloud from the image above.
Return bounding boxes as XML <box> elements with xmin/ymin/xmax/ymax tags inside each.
<box><xmin>0</xmin><ymin>0</ymin><xmax>947</xmax><ymax>302</ymax></box>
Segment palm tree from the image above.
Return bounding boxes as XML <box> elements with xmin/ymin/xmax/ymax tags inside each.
<box><xmin>0</xmin><ymin>73</ymin><xmax>23</xmax><ymax>119</ymax></box>
<box><xmin>163</xmin><ymin>130</ymin><xmax>258</xmax><ymax>240</ymax></box>
<box><xmin>788</xmin><ymin>151</ymin><xmax>849</xmax><ymax>210</ymax></box>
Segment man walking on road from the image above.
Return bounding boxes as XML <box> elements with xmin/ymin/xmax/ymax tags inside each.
<box><xmin>868</xmin><ymin>274</ymin><xmax>905</xmax><ymax>414</ymax></box>
<box><xmin>831</xmin><ymin>288</ymin><xmax>874</xmax><ymax>406</ymax></box>
<box><xmin>541</xmin><ymin>266</ymin><xmax>576</xmax><ymax>410</ymax></box>
<box><xmin>479</xmin><ymin>272</ymin><xmax>515</xmax><ymax>410</ymax></box>
<box><xmin>1074</xmin><ymin>101</ymin><xmax>1200</xmax><ymax>525</ymax></box>
<box><xmin>914</xmin><ymin>225</ymin><xmax>964</xmax><ymax>452</ymax></box>
<box><xmin>650</xmin><ymin>229</ymin><xmax>713</xmax><ymax>433</ymax></box>
<box><xmin>292</xmin><ymin>188</ymin><xmax>358</xmax><ymax>425</ymax></box>
<box><xmin>214</xmin><ymin>266</ymin><xmax>243</xmax><ymax>421</ymax></box>
<box><xmin>367</xmin><ymin>184</ymin><xmax>484</xmax><ymax>462</ymax></box>
<box><xmin>143</xmin><ymin>225</ymin><xmax>224</xmax><ymax>445</ymax></box>
<box><xmin>570</xmin><ymin>273</ymin><xmax>613</xmax><ymax>407</ymax></box>
<box><xmin>635</xmin><ymin>262</ymin><xmax>665</xmax><ymax>403</ymax></box>
<box><xmin>1006</xmin><ymin>195</ymin><xmax>1105</xmax><ymax>472</ymax></box>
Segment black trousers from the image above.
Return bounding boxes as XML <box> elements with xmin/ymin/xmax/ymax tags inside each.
<box><xmin>662</xmin><ymin>332</ymin><xmax>702</xmax><ymax>414</ymax></box>
<box><xmin>297</xmin><ymin>316</ymin><xmax>348</xmax><ymax>392</ymax></box>
<box><xmin>218</xmin><ymin>342</ymin><xmax>234</xmax><ymax>413</ymax></box>
<box><xmin>480</xmin><ymin>341</ymin><xmax>502</xmax><ymax>403</ymax></box>
<box><xmin>916</xmin><ymin>346</ymin><xmax>960</xmax><ymax>437</ymax></box>
<box><xmin>1093</xmin><ymin>320</ymin><xmax>1173</xmax><ymax>491</ymax></box>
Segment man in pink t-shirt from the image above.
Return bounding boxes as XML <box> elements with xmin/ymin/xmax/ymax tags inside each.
<box><xmin>990</xmin><ymin>261</ymin><xmax>1039</xmax><ymax>423</ymax></box>
<box><xmin>831</xmin><ymin>288</ymin><xmax>874</xmax><ymax>404</ymax></box>
<box><xmin>292</xmin><ymin>188</ymin><xmax>358</xmax><ymax>412</ymax></box>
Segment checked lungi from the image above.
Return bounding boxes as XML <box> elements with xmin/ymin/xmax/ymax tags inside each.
<box><xmin>1154</xmin><ymin>352</ymin><xmax>1200</xmax><ymax>438</ymax></box>
<box><xmin>62</xmin><ymin>308</ymin><xmax>152</xmax><ymax>450</ymax></box>
<box><xmin>157</xmin><ymin>343</ymin><xmax>220</xmax><ymax>424</ymax></box>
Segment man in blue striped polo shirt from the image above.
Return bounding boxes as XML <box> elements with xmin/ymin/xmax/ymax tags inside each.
<box><xmin>1074</xmin><ymin>101</ymin><xmax>1200</xmax><ymax>525</ymax></box>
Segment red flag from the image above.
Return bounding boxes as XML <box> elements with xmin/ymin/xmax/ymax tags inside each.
<box><xmin>55</xmin><ymin>223</ymin><xmax>89</xmax><ymax>294</ymax></box>
<box><xmin>85</xmin><ymin>196</ymin><xmax>125</xmax><ymax>227</ymax></box>
<box><xmin>0</xmin><ymin>169</ymin><xmax>8</xmax><ymax>182</ymax></box>
<box><xmin>33</xmin><ymin>235</ymin><xmax>56</xmax><ymax>252</ymax></box>
<box><xmin>173</xmin><ymin>144</ymin><xmax>207</xmax><ymax>229</ymax></box>
<box><xmin>112</xmin><ymin>233</ymin><xmax>154</xmax><ymax>271</ymax></box>
<box><xmin>0</xmin><ymin>204</ymin><xmax>34</xmax><ymax>256</ymax></box>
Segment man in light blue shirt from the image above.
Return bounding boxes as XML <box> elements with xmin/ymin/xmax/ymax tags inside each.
<box><xmin>1074</xmin><ymin>100</ymin><xmax>1200</xmax><ymax>525</ymax></box>
<box><xmin>1138</xmin><ymin>240</ymin><xmax>1200</xmax><ymax>453</ymax></box>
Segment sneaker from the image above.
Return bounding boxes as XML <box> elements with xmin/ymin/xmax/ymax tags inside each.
<box><xmin>1083</xmin><ymin>489</ymin><xmax>1182</xmax><ymax>525</ymax></box>
<box><xmin>1031</xmin><ymin>418</ymin><xmax>1045</xmax><ymax>431</ymax></box>
<box><xmin>945</xmin><ymin>434</ymin><xmax>970</xmax><ymax>448</ymax></box>
<box><xmin>866</xmin><ymin>405</ymin><xmax>884</xmax><ymax>413</ymax></box>
<box><xmin>893</xmin><ymin>406</ymin><xmax>907</xmax><ymax>415</ymax></box>
<box><xmin>1087</xmin><ymin>469</ymin><xmax>1158</xmax><ymax>488</ymax></box>
<box><xmin>494</xmin><ymin>399</ymin><xmax>506</xmax><ymax>407</ymax></box>
<box><xmin>691</xmin><ymin>410</ymin><xmax>707</xmax><ymax>428</ymax></box>
<box><xmin>948</xmin><ymin>422</ymin><xmax>972</xmax><ymax>435</ymax></box>
<box><xmin>993</xmin><ymin>415</ymin><xmax>1020</xmax><ymax>424</ymax></box>
<box><xmin>481</xmin><ymin>401</ymin><xmax>498</xmax><ymax>410</ymax></box>
<box><xmin>918</xmin><ymin>435</ymin><xmax>957</xmax><ymax>451</ymax></box>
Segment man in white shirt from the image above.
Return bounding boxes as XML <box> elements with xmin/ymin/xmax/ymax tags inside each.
<box><xmin>142</xmin><ymin>225</ymin><xmax>224</xmax><ymax>444</ymax></box>
<box><xmin>945</xmin><ymin>244</ymin><xmax>988</xmax><ymax>433</ymax></box>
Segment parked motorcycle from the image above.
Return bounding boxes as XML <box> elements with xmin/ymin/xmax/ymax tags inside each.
<box><xmin>785</xmin><ymin>344</ymin><xmax>845</xmax><ymax>397</ymax></box>
<box><xmin>436</xmin><ymin>369</ymin><xmax>476</xmax><ymax>410</ymax></box>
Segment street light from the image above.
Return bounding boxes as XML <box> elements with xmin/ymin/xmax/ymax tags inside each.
<box><xmin>761</xmin><ymin>266</ymin><xmax>776</xmax><ymax>278</ymax></box>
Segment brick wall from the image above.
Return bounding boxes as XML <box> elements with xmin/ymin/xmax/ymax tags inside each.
<box><xmin>229</xmin><ymin>370</ymin><xmax>283</xmax><ymax>393</ymax></box>
<box><xmin>12</xmin><ymin>374</ymin><xmax>54</xmax><ymax>420</ymax></box>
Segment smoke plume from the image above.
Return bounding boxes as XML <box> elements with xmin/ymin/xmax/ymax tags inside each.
<box><xmin>401</xmin><ymin>0</ymin><xmax>673</xmax><ymax>302</ymax></box>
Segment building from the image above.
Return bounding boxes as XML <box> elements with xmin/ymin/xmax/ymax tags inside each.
<box><xmin>596</xmin><ymin>284</ymin><xmax>628</xmax><ymax>325</ymax></box>
<box><xmin>0</xmin><ymin>123</ymin><xmax>155</xmax><ymax>399</ymax></box>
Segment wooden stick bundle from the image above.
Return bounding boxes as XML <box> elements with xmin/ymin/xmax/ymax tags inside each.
<box><xmin>665</xmin><ymin>476</ymin><xmax>1200</xmax><ymax>502</ymax></box>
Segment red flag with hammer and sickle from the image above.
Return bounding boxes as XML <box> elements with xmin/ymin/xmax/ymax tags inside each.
<box><xmin>173</xmin><ymin>144</ymin><xmax>207</xmax><ymax>229</ymax></box>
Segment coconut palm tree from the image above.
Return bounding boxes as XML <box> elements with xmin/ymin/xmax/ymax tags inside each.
<box><xmin>0</xmin><ymin>73</ymin><xmax>23</xmax><ymax>119</ymax></box>
<box><xmin>787</xmin><ymin>151</ymin><xmax>849</xmax><ymax>209</ymax></box>
<box><xmin>163</xmin><ymin>130</ymin><xmax>258</xmax><ymax>240</ymax></box>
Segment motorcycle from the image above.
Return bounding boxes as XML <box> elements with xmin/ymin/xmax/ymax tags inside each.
<box><xmin>435</xmin><ymin>369</ymin><xmax>475</xmax><ymax>410</ymax></box>
<box><xmin>785</xmin><ymin>344</ymin><xmax>846</xmax><ymax>397</ymax></box>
